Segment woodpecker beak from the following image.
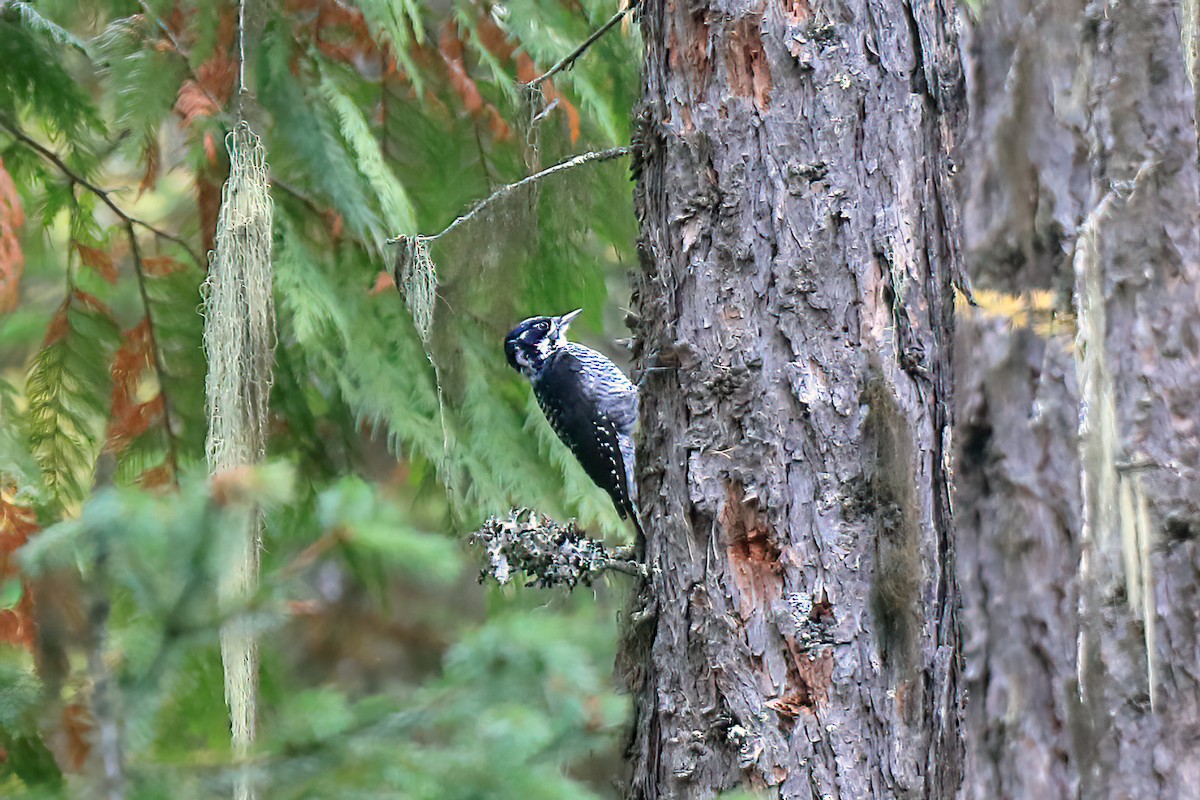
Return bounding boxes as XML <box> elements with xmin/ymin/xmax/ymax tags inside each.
<box><xmin>557</xmin><ymin>309</ymin><xmax>583</xmax><ymax>329</ymax></box>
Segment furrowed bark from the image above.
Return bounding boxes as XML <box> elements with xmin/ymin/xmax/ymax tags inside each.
<box><xmin>625</xmin><ymin>0</ymin><xmax>965</xmax><ymax>796</ymax></box>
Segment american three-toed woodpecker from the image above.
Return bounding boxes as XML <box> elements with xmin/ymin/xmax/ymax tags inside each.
<box><xmin>504</xmin><ymin>309</ymin><xmax>643</xmax><ymax>536</ymax></box>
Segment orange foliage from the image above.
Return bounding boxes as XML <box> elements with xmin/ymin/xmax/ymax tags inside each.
<box><xmin>202</xmin><ymin>9</ymin><xmax>238</xmax><ymax>99</ymax></box>
<box><xmin>197</xmin><ymin>175</ymin><xmax>220</xmax><ymax>255</ymax></box>
<box><xmin>209</xmin><ymin>465</ymin><xmax>266</xmax><ymax>507</ymax></box>
<box><xmin>61</xmin><ymin>703</ymin><xmax>93</xmax><ymax>771</ymax></box>
<box><xmin>175</xmin><ymin>81</ymin><xmax>221</xmax><ymax>128</ymax></box>
<box><xmin>142</xmin><ymin>255</ymin><xmax>184</xmax><ymax>276</ymax></box>
<box><xmin>70</xmin><ymin>290</ymin><xmax>109</xmax><ymax>314</ymax></box>
<box><xmin>0</xmin><ymin>494</ymin><xmax>39</xmax><ymax>650</ymax></box>
<box><xmin>439</xmin><ymin>22</ymin><xmax>484</xmax><ymax>116</ymax></box>
<box><xmin>545</xmin><ymin>83</ymin><xmax>581</xmax><ymax>144</ymax></box>
<box><xmin>202</xmin><ymin>131</ymin><xmax>218</xmax><ymax>166</ymax></box>
<box><xmin>138</xmin><ymin>463</ymin><xmax>176</xmax><ymax>489</ymax></box>
<box><xmin>43</xmin><ymin>291</ymin><xmax>112</xmax><ymax>346</ymax></box>
<box><xmin>382</xmin><ymin>43</ymin><xmax>401</xmax><ymax>79</ymax></box>
<box><xmin>107</xmin><ymin>319</ymin><xmax>162</xmax><ymax>454</ymax></box>
<box><xmin>475</xmin><ymin>13</ymin><xmax>516</xmax><ymax>62</ymax></box>
<box><xmin>138</xmin><ymin>136</ymin><xmax>161</xmax><ymax>199</ymax></box>
<box><xmin>514</xmin><ymin>53</ymin><xmax>580</xmax><ymax>143</ymax></box>
<box><xmin>324</xmin><ymin>209</ymin><xmax>345</xmax><ymax>240</ymax></box>
<box><xmin>482</xmin><ymin>105</ymin><xmax>510</xmax><ymax>140</ymax></box>
<box><xmin>106</xmin><ymin>394</ymin><xmax>165</xmax><ymax>454</ymax></box>
<box><xmin>173</xmin><ymin>7</ymin><xmax>237</xmax><ymax>128</ymax></box>
<box><xmin>514</xmin><ymin>51</ymin><xmax>539</xmax><ymax>84</ymax></box>
<box><xmin>75</xmin><ymin>242</ymin><xmax>118</xmax><ymax>284</ymax></box>
<box><xmin>369</xmin><ymin>270</ymin><xmax>395</xmax><ymax>296</ymax></box>
<box><xmin>42</xmin><ymin>299</ymin><xmax>71</xmax><ymax>346</ymax></box>
<box><xmin>109</xmin><ymin>319</ymin><xmax>152</xmax><ymax>402</ymax></box>
<box><xmin>488</xmin><ymin>16</ymin><xmax>579</xmax><ymax>142</ymax></box>
<box><xmin>0</xmin><ymin>158</ymin><xmax>25</xmax><ymax>313</ymax></box>
<box><xmin>437</xmin><ymin>21</ymin><xmax>512</xmax><ymax>140</ymax></box>
<box><xmin>287</xmin><ymin>0</ymin><xmax>381</xmax><ymax>72</ymax></box>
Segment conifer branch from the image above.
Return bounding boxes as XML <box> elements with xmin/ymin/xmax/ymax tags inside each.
<box><xmin>136</xmin><ymin>508</ymin><xmax>216</xmax><ymax>692</ymax></box>
<box><xmin>272</xmin><ymin>177</ymin><xmax>378</xmax><ymax>256</ymax></box>
<box><xmin>0</xmin><ymin>117</ymin><xmax>203</xmax><ymax>267</ymax></box>
<box><xmin>271</xmin><ymin>178</ymin><xmax>324</xmax><ymax>220</ymax></box>
<box><xmin>2</xmin><ymin>118</ymin><xmax>187</xmax><ymax>485</ymax></box>
<box><xmin>134</xmin><ymin>0</ymin><xmax>229</xmax><ymax>118</ymax></box>
<box><xmin>528</xmin><ymin>1</ymin><xmax>639</xmax><ymax>90</ymax></box>
<box><xmin>124</xmin><ymin>220</ymin><xmax>181</xmax><ymax>483</ymax></box>
<box><xmin>270</xmin><ymin>178</ymin><xmax>365</xmax><ymax>245</ymax></box>
<box><xmin>386</xmin><ymin>146</ymin><xmax>630</xmax><ymax>246</ymax></box>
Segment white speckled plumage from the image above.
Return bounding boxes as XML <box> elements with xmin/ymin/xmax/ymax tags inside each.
<box><xmin>558</xmin><ymin>343</ymin><xmax>638</xmax><ymax>493</ymax></box>
<box><xmin>504</xmin><ymin>313</ymin><xmax>642</xmax><ymax>533</ymax></box>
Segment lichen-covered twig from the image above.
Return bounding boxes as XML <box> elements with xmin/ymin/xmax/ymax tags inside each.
<box><xmin>470</xmin><ymin>508</ymin><xmax>646</xmax><ymax>589</ymax></box>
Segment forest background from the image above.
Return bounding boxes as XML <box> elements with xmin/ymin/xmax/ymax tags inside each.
<box><xmin>2</xmin><ymin>0</ymin><xmax>640</xmax><ymax>796</ymax></box>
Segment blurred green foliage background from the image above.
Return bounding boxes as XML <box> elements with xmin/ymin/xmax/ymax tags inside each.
<box><xmin>0</xmin><ymin>0</ymin><xmax>641</xmax><ymax>795</ymax></box>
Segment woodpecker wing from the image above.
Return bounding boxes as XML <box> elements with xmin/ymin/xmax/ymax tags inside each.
<box><xmin>563</xmin><ymin>343</ymin><xmax>640</xmax><ymax>511</ymax></box>
<box><xmin>533</xmin><ymin>346</ymin><xmax>640</xmax><ymax>528</ymax></box>
<box><xmin>564</xmin><ymin>343</ymin><xmax>638</xmax><ymax>433</ymax></box>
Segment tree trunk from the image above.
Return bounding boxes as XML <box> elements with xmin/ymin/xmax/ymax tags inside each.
<box><xmin>954</xmin><ymin>2</ymin><xmax>1087</xmax><ymax>796</ymax></box>
<box><xmin>625</xmin><ymin>1</ymin><xmax>965</xmax><ymax>796</ymax></box>
<box><xmin>954</xmin><ymin>319</ymin><xmax>1082</xmax><ymax>799</ymax></box>
<box><xmin>1067</xmin><ymin>1</ymin><xmax>1200</xmax><ymax>794</ymax></box>
<box><xmin>956</xmin><ymin>0</ymin><xmax>1200</xmax><ymax>796</ymax></box>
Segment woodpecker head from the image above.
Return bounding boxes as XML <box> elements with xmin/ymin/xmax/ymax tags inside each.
<box><xmin>505</xmin><ymin>309</ymin><xmax>581</xmax><ymax>378</ymax></box>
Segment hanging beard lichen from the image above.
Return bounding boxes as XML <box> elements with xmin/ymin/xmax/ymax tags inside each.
<box><xmin>392</xmin><ymin>234</ymin><xmax>436</xmax><ymax>345</ymax></box>
<box><xmin>202</xmin><ymin>120</ymin><xmax>275</xmax><ymax>787</ymax></box>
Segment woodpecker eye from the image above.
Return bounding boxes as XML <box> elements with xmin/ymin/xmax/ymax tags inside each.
<box><xmin>536</xmin><ymin>321</ymin><xmax>550</xmax><ymax>332</ymax></box>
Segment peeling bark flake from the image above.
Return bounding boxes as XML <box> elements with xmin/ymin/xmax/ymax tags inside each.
<box><xmin>723</xmin><ymin>18</ymin><xmax>772</xmax><ymax>110</ymax></box>
<box><xmin>721</xmin><ymin>481</ymin><xmax>783</xmax><ymax>617</ymax></box>
<box><xmin>780</xmin><ymin>0</ymin><xmax>809</xmax><ymax>26</ymax></box>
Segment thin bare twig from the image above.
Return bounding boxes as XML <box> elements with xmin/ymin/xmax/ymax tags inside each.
<box><xmin>528</xmin><ymin>2</ymin><xmax>638</xmax><ymax>90</ymax></box>
<box><xmin>386</xmin><ymin>146</ymin><xmax>630</xmax><ymax>246</ymax></box>
<box><xmin>0</xmin><ymin>118</ymin><xmax>203</xmax><ymax>267</ymax></box>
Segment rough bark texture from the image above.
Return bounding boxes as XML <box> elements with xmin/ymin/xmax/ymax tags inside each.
<box><xmin>625</xmin><ymin>1</ymin><xmax>964</xmax><ymax>796</ymax></box>
<box><xmin>957</xmin><ymin>0</ymin><xmax>1200</xmax><ymax>796</ymax></box>
<box><xmin>955</xmin><ymin>3</ymin><xmax>1087</xmax><ymax>797</ymax></box>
